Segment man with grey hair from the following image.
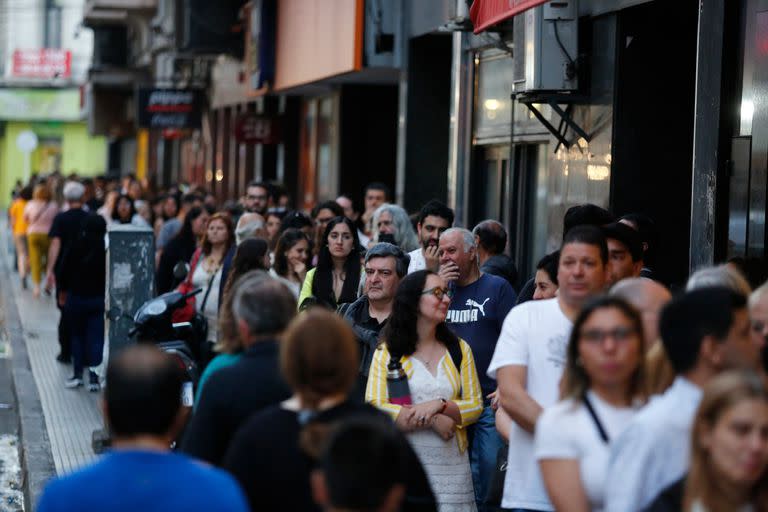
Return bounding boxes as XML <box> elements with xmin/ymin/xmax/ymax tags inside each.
<box><xmin>438</xmin><ymin>227</ymin><xmax>516</xmax><ymax>509</ymax></box>
<box><xmin>46</xmin><ymin>180</ymin><xmax>89</xmax><ymax>363</ymax></box>
<box><xmin>339</xmin><ymin>243</ymin><xmax>410</xmax><ymax>401</ymax></box>
<box><xmin>182</xmin><ymin>271</ymin><xmax>295</xmax><ymax>466</ymax></box>
<box><xmin>370</xmin><ymin>203</ymin><xmax>419</xmax><ymax>252</ymax></box>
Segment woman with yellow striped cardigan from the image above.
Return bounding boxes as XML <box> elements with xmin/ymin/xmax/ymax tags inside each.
<box><xmin>366</xmin><ymin>270</ymin><xmax>483</xmax><ymax>511</ymax></box>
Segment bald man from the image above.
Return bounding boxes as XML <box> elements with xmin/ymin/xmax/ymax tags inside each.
<box><xmin>610</xmin><ymin>277</ymin><xmax>672</xmax><ymax>348</ymax></box>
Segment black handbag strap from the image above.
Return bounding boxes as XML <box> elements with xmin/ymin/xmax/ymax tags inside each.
<box><xmin>199</xmin><ymin>264</ymin><xmax>220</xmax><ymax>311</ymax></box>
<box><xmin>582</xmin><ymin>394</ymin><xmax>609</xmax><ymax>444</ymax></box>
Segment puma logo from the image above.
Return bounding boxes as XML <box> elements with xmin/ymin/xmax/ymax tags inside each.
<box><xmin>465</xmin><ymin>298</ymin><xmax>490</xmax><ymax>317</ymax></box>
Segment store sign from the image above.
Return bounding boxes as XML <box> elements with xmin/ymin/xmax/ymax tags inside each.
<box><xmin>12</xmin><ymin>49</ymin><xmax>72</xmax><ymax>79</ymax></box>
<box><xmin>136</xmin><ymin>88</ymin><xmax>204</xmax><ymax>129</ymax></box>
<box><xmin>0</xmin><ymin>88</ymin><xmax>81</xmax><ymax>121</ymax></box>
<box><xmin>234</xmin><ymin>113</ymin><xmax>280</xmax><ymax>144</ymax></box>
<box><xmin>470</xmin><ymin>0</ymin><xmax>549</xmax><ymax>33</ymax></box>
<box><xmin>244</xmin><ymin>0</ymin><xmax>276</xmax><ymax>93</ymax></box>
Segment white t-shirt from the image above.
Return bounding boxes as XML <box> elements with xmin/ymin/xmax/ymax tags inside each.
<box><xmin>534</xmin><ymin>391</ymin><xmax>639</xmax><ymax>512</ymax></box>
<box><xmin>487</xmin><ymin>297</ymin><xmax>573</xmax><ymax>511</ymax></box>
<box><xmin>407</xmin><ymin>248</ymin><xmax>425</xmax><ymax>274</ymax></box>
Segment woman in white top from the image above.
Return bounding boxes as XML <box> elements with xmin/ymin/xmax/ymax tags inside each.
<box><xmin>190</xmin><ymin>212</ymin><xmax>234</xmax><ymax>349</ymax></box>
<box><xmin>535</xmin><ymin>296</ymin><xmax>647</xmax><ymax>512</ymax></box>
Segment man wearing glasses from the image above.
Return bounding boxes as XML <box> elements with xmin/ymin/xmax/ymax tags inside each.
<box><xmin>244</xmin><ymin>181</ymin><xmax>271</xmax><ymax>215</ymax></box>
<box><xmin>339</xmin><ymin>243</ymin><xmax>410</xmax><ymax>402</ymax></box>
<box><xmin>438</xmin><ymin>227</ymin><xmax>517</xmax><ymax>512</ymax></box>
<box><xmin>488</xmin><ymin>225</ymin><xmax>608</xmax><ymax>512</ymax></box>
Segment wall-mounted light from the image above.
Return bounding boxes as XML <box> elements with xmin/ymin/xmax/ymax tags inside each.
<box><xmin>587</xmin><ymin>164</ymin><xmax>610</xmax><ymax>181</ymax></box>
<box><xmin>215</xmin><ymin>169</ymin><xmax>224</xmax><ymax>182</ymax></box>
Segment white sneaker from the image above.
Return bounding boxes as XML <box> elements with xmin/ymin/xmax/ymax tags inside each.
<box><xmin>64</xmin><ymin>377</ymin><xmax>83</xmax><ymax>389</ymax></box>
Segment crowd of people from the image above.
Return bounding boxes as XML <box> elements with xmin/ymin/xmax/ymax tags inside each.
<box><xmin>6</xmin><ymin>171</ymin><xmax>768</xmax><ymax>512</ymax></box>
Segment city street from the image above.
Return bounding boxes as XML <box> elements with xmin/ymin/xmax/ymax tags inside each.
<box><xmin>0</xmin><ymin>223</ymin><xmax>100</xmax><ymax>510</ymax></box>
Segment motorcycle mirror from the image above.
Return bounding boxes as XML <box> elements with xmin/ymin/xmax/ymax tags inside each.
<box><xmin>173</xmin><ymin>261</ymin><xmax>190</xmax><ymax>281</ymax></box>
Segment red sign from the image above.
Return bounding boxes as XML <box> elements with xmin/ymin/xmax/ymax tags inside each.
<box><xmin>470</xmin><ymin>0</ymin><xmax>549</xmax><ymax>34</ymax></box>
<box><xmin>234</xmin><ymin>113</ymin><xmax>280</xmax><ymax>145</ymax></box>
<box><xmin>12</xmin><ymin>49</ymin><xmax>72</xmax><ymax>79</ymax></box>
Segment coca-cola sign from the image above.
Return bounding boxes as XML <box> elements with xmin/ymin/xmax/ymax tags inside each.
<box><xmin>136</xmin><ymin>87</ymin><xmax>204</xmax><ymax>129</ymax></box>
<box><xmin>12</xmin><ymin>49</ymin><xmax>72</xmax><ymax>79</ymax></box>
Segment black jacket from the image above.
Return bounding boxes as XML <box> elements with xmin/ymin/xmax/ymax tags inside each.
<box><xmin>481</xmin><ymin>254</ymin><xmax>519</xmax><ymax>291</ymax></box>
<box><xmin>222</xmin><ymin>401</ymin><xmax>437</xmax><ymax>512</ymax></box>
<box><xmin>339</xmin><ymin>295</ymin><xmax>386</xmax><ymax>402</ymax></box>
<box><xmin>642</xmin><ymin>477</ymin><xmax>684</xmax><ymax>512</ymax></box>
<box><xmin>180</xmin><ymin>340</ymin><xmax>292</xmax><ymax>466</ymax></box>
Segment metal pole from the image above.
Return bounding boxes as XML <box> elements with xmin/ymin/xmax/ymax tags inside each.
<box><xmin>394</xmin><ymin>0</ymin><xmax>409</xmax><ymax>206</ymax></box>
<box><xmin>447</xmin><ymin>30</ymin><xmax>472</xmax><ymax>226</ymax></box>
<box><xmin>689</xmin><ymin>0</ymin><xmax>725</xmax><ymax>273</ymax></box>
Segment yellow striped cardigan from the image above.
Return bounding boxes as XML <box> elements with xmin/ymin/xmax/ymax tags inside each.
<box><xmin>365</xmin><ymin>339</ymin><xmax>483</xmax><ymax>453</ymax></box>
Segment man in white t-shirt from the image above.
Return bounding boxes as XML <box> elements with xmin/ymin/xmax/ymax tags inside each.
<box><xmin>407</xmin><ymin>200</ymin><xmax>453</xmax><ymax>274</ymax></box>
<box><xmin>488</xmin><ymin>225</ymin><xmax>609</xmax><ymax>511</ymax></box>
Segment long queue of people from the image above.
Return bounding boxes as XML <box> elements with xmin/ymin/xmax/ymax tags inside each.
<box><xmin>8</xmin><ymin>173</ymin><xmax>768</xmax><ymax>512</ymax></box>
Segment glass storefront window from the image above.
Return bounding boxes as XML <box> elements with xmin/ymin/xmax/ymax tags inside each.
<box><xmin>474</xmin><ymin>52</ymin><xmax>514</xmax><ymax>141</ymax></box>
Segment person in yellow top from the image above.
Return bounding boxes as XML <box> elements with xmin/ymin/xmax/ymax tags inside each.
<box><xmin>366</xmin><ymin>269</ymin><xmax>483</xmax><ymax>511</ymax></box>
<box><xmin>8</xmin><ymin>186</ymin><xmax>32</xmax><ymax>288</ymax></box>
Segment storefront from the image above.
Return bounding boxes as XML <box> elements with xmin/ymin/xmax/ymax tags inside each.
<box><xmin>0</xmin><ymin>88</ymin><xmax>107</xmax><ymax>207</ymax></box>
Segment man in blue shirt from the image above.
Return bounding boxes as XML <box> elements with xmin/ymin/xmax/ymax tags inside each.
<box><xmin>438</xmin><ymin>227</ymin><xmax>517</xmax><ymax>511</ymax></box>
<box><xmin>37</xmin><ymin>345</ymin><xmax>249</xmax><ymax>512</ymax></box>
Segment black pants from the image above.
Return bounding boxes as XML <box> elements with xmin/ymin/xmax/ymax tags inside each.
<box><xmin>56</xmin><ymin>286</ymin><xmax>71</xmax><ymax>359</ymax></box>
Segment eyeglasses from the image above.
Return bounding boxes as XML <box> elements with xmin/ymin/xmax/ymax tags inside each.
<box><xmin>421</xmin><ymin>287</ymin><xmax>454</xmax><ymax>300</ymax></box>
<box><xmin>580</xmin><ymin>326</ymin><xmax>637</xmax><ymax>344</ymax></box>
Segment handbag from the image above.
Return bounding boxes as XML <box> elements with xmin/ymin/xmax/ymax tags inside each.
<box><xmin>485</xmin><ymin>444</ymin><xmax>508</xmax><ymax>508</ymax></box>
<box><xmin>171</xmin><ymin>249</ymin><xmax>203</xmax><ymax>323</ymax></box>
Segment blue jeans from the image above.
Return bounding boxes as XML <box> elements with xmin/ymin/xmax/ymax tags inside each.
<box><xmin>469</xmin><ymin>404</ymin><xmax>506</xmax><ymax>511</ymax></box>
<box><xmin>65</xmin><ymin>294</ymin><xmax>105</xmax><ymax>378</ymax></box>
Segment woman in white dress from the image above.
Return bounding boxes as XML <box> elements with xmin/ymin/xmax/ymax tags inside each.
<box><xmin>190</xmin><ymin>212</ymin><xmax>234</xmax><ymax>350</ymax></box>
<box><xmin>535</xmin><ymin>296</ymin><xmax>647</xmax><ymax>512</ymax></box>
<box><xmin>367</xmin><ymin>270</ymin><xmax>483</xmax><ymax>511</ymax></box>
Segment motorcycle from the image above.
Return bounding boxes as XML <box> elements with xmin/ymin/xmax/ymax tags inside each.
<box><xmin>129</xmin><ymin>288</ymin><xmax>202</xmax><ymax>399</ymax></box>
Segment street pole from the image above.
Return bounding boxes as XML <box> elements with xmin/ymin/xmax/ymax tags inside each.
<box><xmin>689</xmin><ymin>0</ymin><xmax>725</xmax><ymax>273</ymax></box>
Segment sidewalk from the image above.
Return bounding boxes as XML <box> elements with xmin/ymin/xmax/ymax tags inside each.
<box><xmin>1</xmin><ymin>225</ymin><xmax>102</xmax><ymax>498</ymax></box>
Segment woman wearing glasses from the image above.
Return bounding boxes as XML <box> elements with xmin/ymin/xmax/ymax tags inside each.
<box><xmin>534</xmin><ymin>296</ymin><xmax>647</xmax><ymax>512</ymax></box>
<box><xmin>367</xmin><ymin>270</ymin><xmax>483</xmax><ymax>511</ymax></box>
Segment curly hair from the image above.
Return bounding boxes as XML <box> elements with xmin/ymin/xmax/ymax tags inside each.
<box><xmin>380</xmin><ymin>270</ymin><xmax>459</xmax><ymax>359</ymax></box>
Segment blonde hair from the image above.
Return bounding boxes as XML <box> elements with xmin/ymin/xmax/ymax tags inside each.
<box><xmin>32</xmin><ymin>183</ymin><xmax>51</xmax><ymax>202</ymax></box>
<box><xmin>684</xmin><ymin>371</ymin><xmax>768</xmax><ymax>511</ymax></box>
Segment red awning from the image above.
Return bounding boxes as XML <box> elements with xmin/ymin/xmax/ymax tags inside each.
<box><xmin>469</xmin><ymin>0</ymin><xmax>550</xmax><ymax>34</ymax></box>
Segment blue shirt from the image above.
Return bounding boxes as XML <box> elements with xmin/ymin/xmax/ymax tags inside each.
<box><xmin>446</xmin><ymin>273</ymin><xmax>517</xmax><ymax>395</ymax></box>
<box><xmin>36</xmin><ymin>449</ymin><xmax>249</xmax><ymax>512</ymax></box>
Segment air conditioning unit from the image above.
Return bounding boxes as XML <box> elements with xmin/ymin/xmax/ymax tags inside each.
<box><xmin>513</xmin><ymin>1</ymin><xmax>578</xmax><ymax>93</ymax></box>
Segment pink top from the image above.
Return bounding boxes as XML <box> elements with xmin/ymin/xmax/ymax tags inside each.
<box><xmin>23</xmin><ymin>200</ymin><xmax>59</xmax><ymax>235</ymax></box>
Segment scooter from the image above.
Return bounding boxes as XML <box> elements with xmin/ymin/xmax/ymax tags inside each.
<box><xmin>129</xmin><ymin>287</ymin><xmax>203</xmax><ymax>399</ymax></box>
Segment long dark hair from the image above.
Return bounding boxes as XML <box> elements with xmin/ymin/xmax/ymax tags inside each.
<box><xmin>112</xmin><ymin>194</ymin><xmax>136</xmax><ymax>223</ymax></box>
<box><xmin>174</xmin><ymin>206</ymin><xmax>206</xmax><ymax>245</ymax></box>
<box><xmin>312</xmin><ymin>217</ymin><xmax>362</xmax><ymax>307</ymax></box>
<box><xmin>562</xmin><ymin>295</ymin><xmax>646</xmax><ymax>404</ymax></box>
<box><xmin>274</xmin><ymin>228</ymin><xmax>311</xmax><ymax>278</ymax></box>
<box><xmin>222</xmin><ymin>238</ymin><xmax>270</xmax><ymax>298</ymax></box>
<box><xmin>381</xmin><ymin>270</ymin><xmax>459</xmax><ymax>359</ymax></box>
